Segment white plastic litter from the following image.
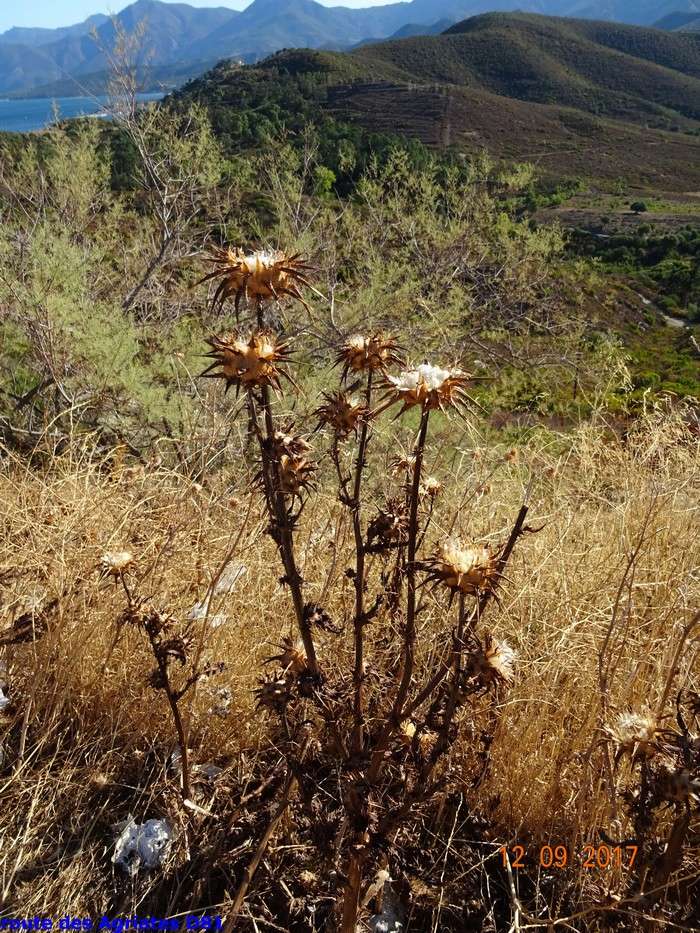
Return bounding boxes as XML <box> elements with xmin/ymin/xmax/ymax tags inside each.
<box><xmin>214</xmin><ymin>561</ymin><xmax>247</xmax><ymax>595</ymax></box>
<box><xmin>186</xmin><ymin>562</ymin><xmax>246</xmax><ymax>627</ymax></box>
<box><xmin>0</xmin><ymin>687</ymin><xmax>10</xmax><ymax>713</ymax></box>
<box><xmin>168</xmin><ymin>748</ymin><xmax>184</xmax><ymax>777</ymax></box>
<box><xmin>188</xmin><ymin>599</ymin><xmax>209</xmax><ymax>621</ymax></box>
<box><xmin>186</xmin><ymin>598</ymin><xmax>227</xmax><ymax>629</ymax></box>
<box><xmin>112</xmin><ymin>815</ymin><xmax>173</xmax><ymax>876</ymax></box>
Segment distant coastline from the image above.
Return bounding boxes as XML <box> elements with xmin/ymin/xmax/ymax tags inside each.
<box><xmin>0</xmin><ymin>94</ymin><xmax>165</xmax><ymax>134</ymax></box>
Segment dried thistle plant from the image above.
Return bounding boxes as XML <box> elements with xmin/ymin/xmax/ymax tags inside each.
<box><xmin>108</xmin><ymin>567</ymin><xmax>224</xmax><ymax>802</ymax></box>
<box><xmin>602</xmin><ymin>683</ymin><xmax>700</xmax><ymax>904</ymax></box>
<box><xmin>197</xmin><ymin>247</ymin><xmax>538</xmax><ymax>933</ymax></box>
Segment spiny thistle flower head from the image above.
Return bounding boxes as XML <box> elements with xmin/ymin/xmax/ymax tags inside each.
<box><xmin>100</xmin><ymin>551</ymin><xmax>134</xmax><ymax>577</ymax></box>
<box><xmin>420</xmin><ymin>476</ymin><xmax>443</xmax><ymax>499</ymax></box>
<box><xmin>607</xmin><ymin>711</ymin><xmax>662</xmax><ymax>762</ymax></box>
<box><xmin>198</xmin><ymin>246</ymin><xmax>312</xmax><ymax>313</ymax></box>
<box><xmin>201</xmin><ymin>331</ymin><xmax>292</xmax><ymax>394</ymax></box>
<box><xmin>270</xmin><ymin>430</ymin><xmax>312</xmax><ymax>459</ymax></box>
<box><xmin>390</xmin><ymin>453</ymin><xmax>416</xmax><ymax>477</ymax></box>
<box><xmin>267</xmin><ymin>637</ymin><xmax>309</xmax><ymax>676</ymax></box>
<box><xmin>255</xmin><ymin>675</ymin><xmax>291</xmax><ymax>712</ymax></box>
<box><xmin>316</xmin><ymin>390</ymin><xmax>369</xmax><ymax>438</ymax></box>
<box><xmin>335</xmin><ymin>332</ymin><xmax>402</xmax><ymax>379</ymax></box>
<box><xmin>418</xmin><ymin>730</ymin><xmax>438</xmax><ymax>757</ymax></box>
<box><xmin>467</xmin><ymin>635</ymin><xmax>516</xmax><ymax>689</ymax></box>
<box><xmin>399</xmin><ymin>721</ymin><xmax>438</xmax><ymax>756</ymax></box>
<box><xmin>266</xmin><ymin>430</ymin><xmax>316</xmax><ymax>496</ymax></box>
<box><xmin>424</xmin><ymin>539</ymin><xmax>499</xmax><ymax>596</ymax></box>
<box><xmin>383</xmin><ymin>363</ymin><xmax>473</xmax><ymax>414</ymax></box>
<box><xmin>367</xmin><ymin>498</ymin><xmax>409</xmax><ymax>548</ymax></box>
<box><xmin>278</xmin><ymin>453</ymin><xmax>316</xmax><ymax>496</ymax></box>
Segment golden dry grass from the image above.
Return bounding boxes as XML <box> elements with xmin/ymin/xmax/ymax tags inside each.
<box><xmin>1</xmin><ymin>402</ymin><xmax>698</xmax><ymax>922</ymax></box>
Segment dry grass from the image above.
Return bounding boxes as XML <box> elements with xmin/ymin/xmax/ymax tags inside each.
<box><xmin>1</xmin><ymin>402</ymin><xmax>698</xmax><ymax>925</ymax></box>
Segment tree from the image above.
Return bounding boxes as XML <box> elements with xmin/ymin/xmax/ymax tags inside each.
<box><xmin>630</xmin><ymin>200</ymin><xmax>648</xmax><ymax>215</ymax></box>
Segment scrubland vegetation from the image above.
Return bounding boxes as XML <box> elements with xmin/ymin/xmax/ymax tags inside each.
<box><xmin>0</xmin><ymin>90</ymin><xmax>698</xmax><ymax>931</ymax></box>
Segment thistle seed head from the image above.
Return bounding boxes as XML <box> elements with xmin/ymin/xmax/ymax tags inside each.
<box><xmin>255</xmin><ymin>675</ymin><xmax>291</xmax><ymax>712</ymax></box>
<box><xmin>270</xmin><ymin>430</ymin><xmax>312</xmax><ymax>459</ymax></box>
<box><xmin>201</xmin><ymin>331</ymin><xmax>293</xmax><ymax>394</ymax></box>
<box><xmin>198</xmin><ymin>247</ymin><xmax>312</xmax><ymax>313</ymax></box>
<box><xmin>399</xmin><ymin>720</ymin><xmax>417</xmax><ymax>746</ymax></box>
<box><xmin>267</xmin><ymin>637</ymin><xmax>309</xmax><ymax>676</ymax></box>
<box><xmin>367</xmin><ymin>498</ymin><xmax>409</xmax><ymax>548</ymax></box>
<box><xmin>466</xmin><ymin>634</ymin><xmax>516</xmax><ymax>689</ymax></box>
<box><xmin>315</xmin><ymin>390</ymin><xmax>369</xmax><ymax>437</ymax></box>
<box><xmin>607</xmin><ymin>711</ymin><xmax>662</xmax><ymax>762</ymax></box>
<box><xmin>418</xmin><ymin>730</ymin><xmax>438</xmax><ymax>757</ymax></box>
<box><xmin>255</xmin><ymin>431</ymin><xmax>316</xmax><ymax>497</ymax></box>
<box><xmin>390</xmin><ymin>453</ymin><xmax>416</xmax><ymax>477</ymax></box>
<box><xmin>420</xmin><ymin>476</ymin><xmax>443</xmax><ymax>499</ymax></box>
<box><xmin>100</xmin><ymin>551</ymin><xmax>134</xmax><ymax>578</ymax></box>
<box><xmin>383</xmin><ymin>363</ymin><xmax>473</xmax><ymax>415</ymax></box>
<box><xmin>335</xmin><ymin>333</ymin><xmax>402</xmax><ymax>379</ymax></box>
<box><xmin>424</xmin><ymin>539</ymin><xmax>499</xmax><ymax>596</ymax></box>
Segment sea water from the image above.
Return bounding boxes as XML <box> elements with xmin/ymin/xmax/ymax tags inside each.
<box><xmin>0</xmin><ymin>94</ymin><xmax>164</xmax><ymax>133</ymax></box>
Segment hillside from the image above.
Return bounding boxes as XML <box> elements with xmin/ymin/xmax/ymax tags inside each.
<box><xmin>5</xmin><ymin>0</ymin><xmax>700</xmax><ymax>96</ymax></box>
<box><xmin>361</xmin><ymin>15</ymin><xmax>700</xmax><ymax>122</ymax></box>
<box><xmin>179</xmin><ymin>13</ymin><xmax>700</xmax><ymax>190</ymax></box>
<box><xmin>655</xmin><ymin>11</ymin><xmax>700</xmax><ymax>29</ymax></box>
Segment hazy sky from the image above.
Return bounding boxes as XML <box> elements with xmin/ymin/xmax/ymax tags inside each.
<box><xmin>1</xmin><ymin>1</ymin><xmax>406</xmax><ymax>36</ymax></box>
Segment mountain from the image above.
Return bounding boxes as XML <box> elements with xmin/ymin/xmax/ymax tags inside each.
<box><xmin>355</xmin><ymin>14</ymin><xmax>700</xmax><ymax>120</ymax></box>
<box><xmin>0</xmin><ymin>14</ymin><xmax>109</xmax><ymax>47</ymax></box>
<box><xmin>178</xmin><ymin>0</ymin><xmax>494</xmax><ymax>62</ymax></box>
<box><xmin>4</xmin><ymin>0</ymin><xmax>700</xmax><ymax>97</ymax></box>
<box><xmin>0</xmin><ymin>1</ymin><xmax>239</xmax><ymax>94</ymax></box>
<box><xmin>563</xmin><ymin>3</ymin><xmax>700</xmax><ymax>27</ymax></box>
<box><xmin>179</xmin><ymin>12</ymin><xmax>700</xmax><ymax>190</ymax></box>
<box><xmin>388</xmin><ymin>19</ymin><xmax>457</xmax><ymax>40</ymax></box>
<box><xmin>654</xmin><ymin>11</ymin><xmax>700</xmax><ymax>29</ymax></box>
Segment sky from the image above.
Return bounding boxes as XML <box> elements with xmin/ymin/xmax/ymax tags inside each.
<box><xmin>0</xmin><ymin>0</ymin><xmax>405</xmax><ymax>36</ymax></box>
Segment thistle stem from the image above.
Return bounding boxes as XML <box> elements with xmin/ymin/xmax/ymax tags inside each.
<box><xmin>367</xmin><ymin>406</ymin><xmax>430</xmax><ymax>782</ymax></box>
<box><xmin>252</xmin><ymin>385</ymin><xmax>319</xmax><ymax>676</ymax></box>
<box><xmin>350</xmin><ymin>370</ymin><xmax>374</xmax><ymax>754</ymax></box>
<box><xmin>429</xmin><ymin>593</ymin><xmax>466</xmax><ymax>765</ymax></box>
<box><xmin>149</xmin><ymin>634</ymin><xmax>192</xmax><ymax>802</ymax></box>
<box><xmin>392</xmin><ymin>405</ymin><xmax>430</xmax><ymax>718</ymax></box>
<box><xmin>339</xmin><ymin>852</ymin><xmax>365</xmax><ymax>933</ymax></box>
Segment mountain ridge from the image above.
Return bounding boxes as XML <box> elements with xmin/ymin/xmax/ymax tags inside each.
<box><xmin>4</xmin><ymin>0</ymin><xmax>700</xmax><ymax>96</ymax></box>
<box><xmin>176</xmin><ymin>12</ymin><xmax>700</xmax><ymax>190</ymax></box>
